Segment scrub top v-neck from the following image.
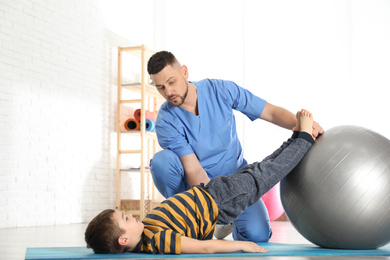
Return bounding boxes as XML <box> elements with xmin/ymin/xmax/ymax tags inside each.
<box><xmin>155</xmin><ymin>79</ymin><xmax>267</xmax><ymax>178</ymax></box>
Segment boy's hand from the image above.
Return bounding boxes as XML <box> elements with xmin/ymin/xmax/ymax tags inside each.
<box><xmin>181</xmin><ymin>236</ymin><xmax>268</xmax><ymax>254</ymax></box>
<box><xmin>238</xmin><ymin>241</ymin><xmax>269</xmax><ymax>253</ymax></box>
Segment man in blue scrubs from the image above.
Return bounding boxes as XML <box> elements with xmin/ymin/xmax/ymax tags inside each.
<box><xmin>147</xmin><ymin>51</ymin><xmax>323</xmax><ymax>242</ymax></box>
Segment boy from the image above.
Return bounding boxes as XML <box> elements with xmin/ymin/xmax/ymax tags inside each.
<box><xmin>85</xmin><ymin>109</ymin><xmax>315</xmax><ymax>254</ymax></box>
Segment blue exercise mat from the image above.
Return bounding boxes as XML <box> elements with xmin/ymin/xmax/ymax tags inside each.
<box><xmin>25</xmin><ymin>243</ymin><xmax>390</xmax><ymax>259</ymax></box>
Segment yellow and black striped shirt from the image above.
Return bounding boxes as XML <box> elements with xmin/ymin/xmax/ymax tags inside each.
<box><xmin>137</xmin><ymin>186</ymin><xmax>219</xmax><ymax>254</ymax></box>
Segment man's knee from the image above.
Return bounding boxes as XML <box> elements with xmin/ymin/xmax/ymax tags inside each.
<box><xmin>150</xmin><ymin>150</ymin><xmax>186</xmax><ymax>197</ymax></box>
<box><xmin>150</xmin><ymin>150</ymin><xmax>180</xmax><ymax>181</ymax></box>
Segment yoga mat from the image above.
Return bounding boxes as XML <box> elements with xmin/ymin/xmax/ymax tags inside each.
<box><xmin>123</xmin><ymin>118</ymin><xmax>139</xmax><ymax>131</ymax></box>
<box><xmin>134</xmin><ymin>109</ymin><xmax>156</xmax><ymax>122</ymax></box>
<box><xmin>25</xmin><ymin>242</ymin><xmax>390</xmax><ymax>259</ymax></box>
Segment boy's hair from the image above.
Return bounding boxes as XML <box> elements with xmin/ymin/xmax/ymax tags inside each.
<box><xmin>84</xmin><ymin>209</ymin><xmax>129</xmax><ymax>254</ymax></box>
<box><xmin>147</xmin><ymin>51</ymin><xmax>180</xmax><ymax>75</ymax></box>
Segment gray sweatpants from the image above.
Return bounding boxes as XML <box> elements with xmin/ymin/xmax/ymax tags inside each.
<box><xmin>203</xmin><ymin>132</ymin><xmax>314</xmax><ymax>225</ymax></box>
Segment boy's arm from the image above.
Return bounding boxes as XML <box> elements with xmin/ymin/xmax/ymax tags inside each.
<box><xmin>180</xmin><ymin>236</ymin><xmax>268</xmax><ymax>254</ymax></box>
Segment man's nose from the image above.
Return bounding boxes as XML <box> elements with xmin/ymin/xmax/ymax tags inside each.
<box><xmin>164</xmin><ymin>85</ymin><xmax>173</xmax><ymax>96</ymax></box>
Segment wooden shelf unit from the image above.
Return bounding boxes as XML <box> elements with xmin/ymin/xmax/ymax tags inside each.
<box><xmin>116</xmin><ymin>45</ymin><xmax>162</xmax><ymax>220</ymax></box>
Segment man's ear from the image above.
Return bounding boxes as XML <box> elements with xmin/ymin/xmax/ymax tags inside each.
<box><xmin>118</xmin><ymin>235</ymin><xmax>129</xmax><ymax>246</ymax></box>
<box><xmin>181</xmin><ymin>65</ymin><xmax>189</xmax><ymax>79</ymax></box>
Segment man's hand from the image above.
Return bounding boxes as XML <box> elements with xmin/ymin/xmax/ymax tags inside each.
<box><xmin>260</xmin><ymin>103</ymin><xmax>325</xmax><ymax>138</ymax></box>
<box><xmin>312</xmin><ymin>121</ymin><xmax>324</xmax><ymax>138</ymax></box>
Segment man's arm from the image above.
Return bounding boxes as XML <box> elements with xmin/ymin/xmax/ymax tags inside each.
<box><xmin>180</xmin><ymin>236</ymin><xmax>268</xmax><ymax>254</ymax></box>
<box><xmin>260</xmin><ymin>103</ymin><xmax>296</xmax><ymax>129</ymax></box>
<box><xmin>260</xmin><ymin>103</ymin><xmax>324</xmax><ymax>137</ymax></box>
<box><xmin>180</xmin><ymin>153</ymin><xmax>210</xmax><ymax>187</ymax></box>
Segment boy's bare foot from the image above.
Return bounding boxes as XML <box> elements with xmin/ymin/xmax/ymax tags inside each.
<box><xmin>296</xmin><ymin>109</ymin><xmax>315</xmax><ymax>140</ymax></box>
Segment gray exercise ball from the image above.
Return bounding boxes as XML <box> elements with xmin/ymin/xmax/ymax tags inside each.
<box><xmin>280</xmin><ymin>125</ymin><xmax>390</xmax><ymax>249</ymax></box>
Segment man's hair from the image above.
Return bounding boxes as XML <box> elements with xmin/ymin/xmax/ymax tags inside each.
<box><xmin>147</xmin><ymin>51</ymin><xmax>180</xmax><ymax>75</ymax></box>
<box><xmin>84</xmin><ymin>209</ymin><xmax>129</xmax><ymax>254</ymax></box>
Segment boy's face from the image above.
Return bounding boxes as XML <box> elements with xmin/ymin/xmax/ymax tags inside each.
<box><xmin>113</xmin><ymin>210</ymin><xmax>144</xmax><ymax>244</ymax></box>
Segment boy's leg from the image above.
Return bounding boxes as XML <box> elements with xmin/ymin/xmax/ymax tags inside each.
<box><xmin>260</xmin><ymin>109</ymin><xmax>312</xmax><ymax>162</ymax></box>
<box><xmin>204</xmin><ymin>110</ymin><xmax>315</xmax><ymax>225</ymax></box>
<box><xmin>229</xmin><ymin>134</ymin><xmax>302</xmax><ymax>243</ymax></box>
<box><xmin>150</xmin><ymin>150</ymin><xmax>191</xmax><ymax>198</ymax></box>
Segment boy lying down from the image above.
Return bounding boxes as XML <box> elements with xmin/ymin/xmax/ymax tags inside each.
<box><xmin>85</xmin><ymin>109</ymin><xmax>315</xmax><ymax>254</ymax></box>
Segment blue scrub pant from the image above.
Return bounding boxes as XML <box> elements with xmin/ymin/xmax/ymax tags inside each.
<box><xmin>150</xmin><ymin>150</ymin><xmax>272</xmax><ymax>243</ymax></box>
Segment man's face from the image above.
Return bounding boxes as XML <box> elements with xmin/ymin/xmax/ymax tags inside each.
<box><xmin>150</xmin><ymin>65</ymin><xmax>189</xmax><ymax>107</ymax></box>
<box><xmin>113</xmin><ymin>210</ymin><xmax>144</xmax><ymax>242</ymax></box>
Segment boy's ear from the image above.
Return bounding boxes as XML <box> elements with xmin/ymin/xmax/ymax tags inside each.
<box><xmin>118</xmin><ymin>235</ymin><xmax>129</xmax><ymax>246</ymax></box>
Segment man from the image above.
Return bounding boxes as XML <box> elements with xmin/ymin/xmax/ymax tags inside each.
<box><xmin>147</xmin><ymin>51</ymin><xmax>323</xmax><ymax>242</ymax></box>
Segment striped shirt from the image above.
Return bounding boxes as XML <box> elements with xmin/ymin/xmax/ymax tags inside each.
<box><xmin>136</xmin><ymin>186</ymin><xmax>219</xmax><ymax>254</ymax></box>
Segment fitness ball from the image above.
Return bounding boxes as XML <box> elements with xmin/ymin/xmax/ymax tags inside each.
<box><xmin>280</xmin><ymin>125</ymin><xmax>390</xmax><ymax>249</ymax></box>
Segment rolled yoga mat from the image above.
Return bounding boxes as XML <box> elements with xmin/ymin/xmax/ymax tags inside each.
<box><xmin>144</xmin><ymin>119</ymin><xmax>155</xmax><ymax>132</ymax></box>
<box><xmin>120</xmin><ymin>106</ymin><xmax>136</xmax><ymax>131</ymax></box>
<box><xmin>124</xmin><ymin>118</ymin><xmax>155</xmax><ymax>132</ymax></box>
<box><xmin>134</xmin><ymin>109</ymin><xmax>156</xmax><ymax>122</ymax></box>
<box><xmin>124</xmin><ymin>118</ymin><xmax>139</xmax><ymax>131</ymax></box>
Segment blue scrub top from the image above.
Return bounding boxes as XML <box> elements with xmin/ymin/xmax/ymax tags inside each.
<box><xmin>155</xmin><ymin>79</ymin><xmax>267</xmax><ymax>178</ymax></box>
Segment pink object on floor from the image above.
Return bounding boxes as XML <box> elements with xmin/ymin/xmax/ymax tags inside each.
<box><xmin>262</xmin><ymin>183</ymin><xmax>284</xmax><ymax>221</ymax></box>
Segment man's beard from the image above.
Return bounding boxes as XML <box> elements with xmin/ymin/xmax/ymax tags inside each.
<box><xmin>168</xmin><ymin>82</ymin><xmax>189</xmax><ymax>107</ymax></box>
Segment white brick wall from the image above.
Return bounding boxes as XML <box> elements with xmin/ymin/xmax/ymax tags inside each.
<box><xmin>0</xmin><ymin>0</ymin><xmax>153</xmax><ymax>228</ymax></box>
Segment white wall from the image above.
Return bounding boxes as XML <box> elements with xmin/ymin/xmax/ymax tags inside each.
<box><xmin>0</xmin><ymin>0</ymin><xmax>154</xmax><ymax>228</ymax></box>
<box><xmin>243</xmin><ymin>0</ymin><xmax>390</xmax><ymax>162</ymax></box>
<box><xmin>153</xmin><ymin>0</ymin><xmax>390</xmax><ymax>163</ymax></box>
<box><xmin>154</xmin><ymin>0</ymin><xmax>245</xmax><ymax>84</ymax></box>
<box><xmin>153</xmin><ymin>0</ymin><xmax>247</xmax><ymax>141</ymax></box>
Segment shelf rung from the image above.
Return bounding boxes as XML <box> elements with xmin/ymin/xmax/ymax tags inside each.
<box><xmin>120</xmin><ymin>131</ymin><xmax>158</xmax><ymax>140</ymax></box>
<box><xmin>119</xmin><ymin>45</ymin><xmax>155</xmax><ymax>57</ymax></box>
<box><xmin>121</xmin><ymin>168</ymin><xmax>151</xmax><ymax>173</ymax></box>
<box><xmin>120</xmin><ymin>99</ymin><xmax>142</xmax><ymax>104</ymax></box>
<box><xmin>120</xmin><ymin>149</ymin><xmax>141</xmax><ymax>154</ymax></box>
<box><xmin>120</xmin><ymin>45</ymin><xmax>144</xmax><ymax>51</ymax></box>
<box><xmin>121</xmin><ymin>84</ymin><xmax>161</xmax><ymax>99</ymax></box>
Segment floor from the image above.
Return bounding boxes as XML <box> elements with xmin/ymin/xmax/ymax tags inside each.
<box><xmin>1</xmin><ymin>221</ymin><xmax>389</xmax><ymax>260</ymax></box>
